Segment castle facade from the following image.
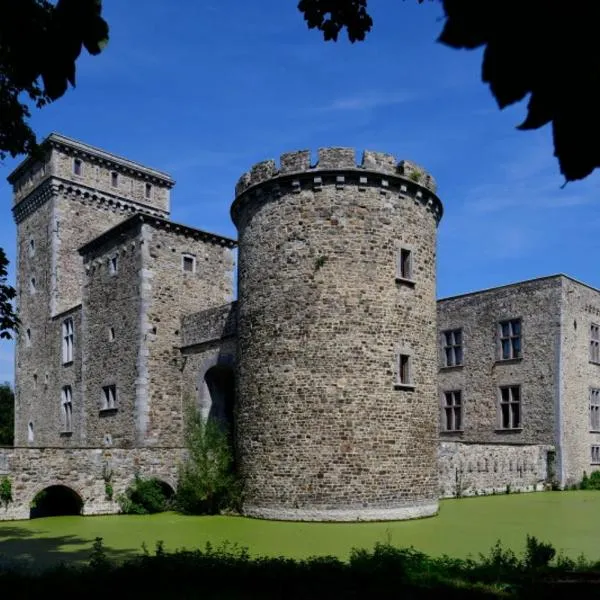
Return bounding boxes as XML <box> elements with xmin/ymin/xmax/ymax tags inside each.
<box><xmin>0</xmin><ymin>134</ymin><xmax>597</xmax><ymax>521</ymax></box>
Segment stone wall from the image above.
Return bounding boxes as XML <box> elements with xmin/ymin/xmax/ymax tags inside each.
<box><xmin>438</xmin><ymin>441</ymin><xmax>553</xmax><ymax>497</ymax></box>
<box><xmin>142</xmin><ymin>223</ymin><xmax>235</xmax><ymax>446</ymax></box>
<box><xmin>559</xmin><ymin>277</ymin><xmax>600</xmax><ymax>486</ymax></box>
<box><xmin>0</xmin><ymin>446</ymin><xmax>184</xmax><ymax>521</ymax></box>
<box><xmin>233</xmin><ymin>148</ymin><xmax>442</xmax><ymax>521</ymax></box>
<box><xmin>437</xmin><ymin>277</ymin><xmax>562</xmax><ymax>446</ymax></box>
<box><xmin>81</xmin><ymin>223</ymin><xmax>144</xmax><ymax>448</ymax></box>
<box><xmin>181</xmin><ymin>302</ymin><xmax>238</xmax><ymax>348</ymax></box>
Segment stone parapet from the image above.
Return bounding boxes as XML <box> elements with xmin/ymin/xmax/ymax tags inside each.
<box><xmin>438</xmin><ymin>442</ymin><xmax>553</xmax><ymax>497</ymax></box>
<box><xmin>181</xmin><ymin>302</ymin><xmax>238</xmax><ymax>348</ymax></box>
<box><xmin>232</xmin><ymin>147</ymin><xmax>441</xmax><ymax>227</ymax></box>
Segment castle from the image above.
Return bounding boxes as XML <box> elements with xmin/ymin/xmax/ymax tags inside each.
<box><xmin>0</xmin><ymin>133</ymin><xmax>598</xmax><ymax>521</ymax></box>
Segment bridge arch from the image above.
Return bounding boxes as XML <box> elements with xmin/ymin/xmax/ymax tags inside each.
<box><xmin>29</xmin><ymin>484</ymin><xmax>84</xmax><ymax>519</ymax></box>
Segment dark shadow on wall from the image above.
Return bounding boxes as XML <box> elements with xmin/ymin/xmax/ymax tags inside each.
<box><xmin>29</xmin><ymin>485</ymin><xmax>84</xmax><ymax>519</ymax></box>
<box><xmin>205</xmin><ymin>364</ymin><xmax>235</xmax><ymax>434</ymax></box>
<box><xmin>0</xmin><ymin>525</ymin><xmax>137</xmax><ymax>571</ymax></box>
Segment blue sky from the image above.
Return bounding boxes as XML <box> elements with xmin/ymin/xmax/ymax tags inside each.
<box><xmin>1</xmin><ymin>0</ymin><xmax>598</xmax><ymax>383</ymax></box>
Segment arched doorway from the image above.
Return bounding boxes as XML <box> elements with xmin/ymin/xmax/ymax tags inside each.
<box><xmin>204</xmin><ymin>364</ymin><xmax>235</xmax><ymax>434</ymax></box>
<box><xmin>30</xmin><ymin>485</ymin><xmax>83</xmax><ymax>519</ymax></box>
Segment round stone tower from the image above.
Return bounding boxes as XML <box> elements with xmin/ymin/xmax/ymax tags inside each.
<box><xmin>231</xmin><ymin>148</ymin><xmax>443</xmax><ymax>521</ymax></box>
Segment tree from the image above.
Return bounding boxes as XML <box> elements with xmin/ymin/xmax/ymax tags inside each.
<box><xmin>0</xmin><ymin>383</ymin><xmax>14</xmax><ymax>446</ymax></box>
<box><xmin>0</xmin><ymin>0</ymin><xmax>109</xmax><ymax>338</ymax></box>
<box><xmin>298</xmin><ymin>0</ymin><xmax>600</xmax><ymax>183</ymax></box>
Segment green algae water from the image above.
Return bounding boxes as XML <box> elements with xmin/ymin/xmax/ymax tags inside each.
<box><xmin>1</xmin><ymin>491</ymin><xmax>598</xmax><ymax>569</ymax></box>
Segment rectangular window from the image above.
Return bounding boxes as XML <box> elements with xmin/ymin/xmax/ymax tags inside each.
<box><xmin>499</xmin><ymin>385</ymin><xmax>521</xmax><ymax>430</ymax></box>
<box><xmin>182</xmin><ymin>254</ymin><xmax>196</xmax><ymax>273</ymax></box>
<box><xmin>111</xmin><ymin>171</ymin><xmax>119</xmax><ymax>187</ymax></box>
<box><xmin>62</xmin><ymin>317</ymin><xmax>74</xmax><ymax>364</ymax></box>
<box><xmin>442</xmin><ymin>390</ymin><xmax>462</xmax><ymax>431</ymax></box>
<box><xmin>145</xmin><ymin>182</ymin><xmax>152</xmax><ymax>199</ymax></box>
<box><xmin>28</xmin><ymin>238</ymin><xmax>35</xmax><ymax>257</ymax></box>
<box><xmin>592</xmin><ymin>445</ymin><xmax>600</xmax><ymax>465</ymax></box>
<box><xmin>442</xmin><ymin>328</ymin><xmax>463</xmax><ymax>367</ymax></box>
<box><xmin>73</xmin><ymin>158</ymin><xmax>82</xmax><ymax>176</ymax></box>
<box><xmin>591</xmin><ymin>324</ymin><xmax>600</xmax><ymax>363</ymax></box>
<box><xmin>398</xmin><ymin>354</ymin><xmax>412</xmax><ymax>386</ymax></box>
<box><xmin>108</xmin><ymin>327</ymin><xmax>115</xmax><ymax>342</ymax></box>
<box><xmin>101</xmin><ymin>385</ymin><xmax>117</xmax><ymax>411</ymax></box>
<box><xmin>591</xmin><ymin>389</ymin><xmax>600</xmax><ymax>431</ymax></box>
<box><xmin>499</xmin><ymin>319</ymin><xmax>522</xmax><ymax>360</ymax></box>
<box><xmin>110</xmin><ymin>256</ymin><xmax>118</xmax><ymax>275</ymax></box>
<box><xmin>61</xmin><ymin>385</ymin><xmax>73</xmax><ymax>432</ymax></box>
<box><xmin>397</xmin><ymin>248</ymin><xmax>413</xmax><ymax>280</ymax></box>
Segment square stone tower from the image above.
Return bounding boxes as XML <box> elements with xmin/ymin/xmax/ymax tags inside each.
<box><xmin>9</xmin><ymin>133</ymin><xmax>174</xmax><ymax>447</ymax></box>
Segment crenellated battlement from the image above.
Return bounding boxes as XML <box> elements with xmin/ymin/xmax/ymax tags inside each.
<box><xmin>234</xmin><ymin>147</ymin><xmax>437</xmax><ymax>198</ymax></box>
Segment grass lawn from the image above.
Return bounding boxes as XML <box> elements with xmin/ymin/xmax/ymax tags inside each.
<box><xmin>1</xmin><ymin>491</ymin><xmax>599</xmax><ymax>570</ymax></box>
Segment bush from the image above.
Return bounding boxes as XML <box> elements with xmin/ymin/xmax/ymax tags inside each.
<box><xmin>580</xmin><ymin>471</ymin><xmax>600</xmax><ymax>490</ymax></box>
<box><xmin>175</xmin><ymin>410</ymin><xmax>240</xmax><ymax>515</ymax></box>
<box><xmin>118</xmin><ymin>476</ymin><xmax>171</xmax><ymax>515</ymax></box>
<box><xmin>0</xmin><ymin>476</ymin><xmax>11</xmax><ymax>509</ymax></box>
<box><xmin>524</xmin><ymin>535</ymin><xmax>556</xmax><ymax>570</ymax></box>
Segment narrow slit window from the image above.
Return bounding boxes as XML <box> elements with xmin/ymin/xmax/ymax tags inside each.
<box><xmin>111</xmin><ymin>171</ymin><xmax>119</xmax><ymax>187</ymax></box>
<box><xmin>28</xmin><ymin>422</ymin><xmax>34</xmax><ymax>443</ymax></box>
<box><xmin>108</xmin><ymin>327</ymin><xmax>115</xmax><ymax>342</ymax></box>
<box><xmin>62</xmin><ymin>317</ymin><xmax>74</xmax><ymax>364</ymax></box>
<box><xmin>61</xmin><ymin>386</ymin><xmax>73</xmax><ymax>432</ymax></box>
<box><xmin>398</xmin><ymin>248</ymin><xmax>413</xmax><ymax>280</ymax></box>
<box><xmin>25</xmin><ymin>328</ymin><xmax>31</xmax><ymax>347</ymax></box>
<box><xmin>145</xmin><ymin>182</ymin><xmax>152</xmax><ymax>199</ymax></box>
<box><xmin>30</xmin><ymin>277</ymin><xmax>36</xmax><ymax>294</ymax></box>
<box><xmin>28</xmin><ymin>239</ymin><xmax>35</xmax><ymax>257</ymax></box>
<box><xmin>110</xmin><ymin>256</ymin><xmax>118</xmax><ymax>275</ymax></box>
<box><xmin>73</xmin><ymin>158</ymin><xmax>82</xmax><ymax>176</ymax></box>
<box><xmin>398</xmin><ymin>354</ymin><xmax>412</xmax><ymax>385</ymax></box>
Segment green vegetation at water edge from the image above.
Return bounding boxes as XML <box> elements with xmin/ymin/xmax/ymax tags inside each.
<box><xmin>1</xmin><ymin>491</ymin><xmax>599</xmax><ymax>569</ymax></box>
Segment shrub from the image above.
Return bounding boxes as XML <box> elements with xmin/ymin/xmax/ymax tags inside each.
<box><xmin>580</xmin><ymin>470</ymin><xmax>600</xmax><ymax>490</ymax></box>
<box><xmin>175</xmin><ymin>409</ymin><xmax>240</xmax><ymax>515</ymax></box>
<box><xmin>117</xmin><ymin>476</ymin><xmax>171</xmax><ymax>515</ymax></box>
<box><xmin>0</xmin><ymin>476</ymin><xmax>12</xmax><ymax>509</ymax></box>
<box><xmin>524</xmin><ymin>535</ymin><xmax>555</xmax><ymax>570</ymax></box>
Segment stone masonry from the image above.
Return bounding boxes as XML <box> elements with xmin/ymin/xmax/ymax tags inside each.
<box><xmin>0</xmin><ymin>134</ymin><xmax>598</xmax><ymax>521</ymax></box>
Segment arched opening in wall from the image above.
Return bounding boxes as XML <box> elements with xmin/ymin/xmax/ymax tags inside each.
<box><xmin>204</xmin><ymin>365</ymin><xmax>235</xmax><ymax>436</ymax></box>
<box><xmin>29</xmin><ymin>485</ymin><xmax>83</xmax><ymax>519</ymax></box>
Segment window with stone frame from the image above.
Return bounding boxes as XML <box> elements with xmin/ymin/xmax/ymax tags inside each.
<box><xmin>591</xmin><ymin>388</ymin><xmax>600</xmax><ymax>431</ymax></box>
<box><xmin>101</xmin><ymin>385</ymin><xmax>117</xmax><ymax>411</ymax></box>
<box><xmin>498</xmin><ymin>385</ymin><xmax>521</xmax><ymax>430</ymax></box>
<box><xmin>182</xmin><ymin>254</ymin><xmax>196</xmax><ymax>273</ymax></box>
<box><xmin>62</xmin><ymin>317</ymin><xmax>74</xmax><ymax>364</ymax></box>
<box><xmin>442</xmin><ymin>328</ymin><xmax>463</xmax><ymax>367</ymax></box>
<box><xmin>111</xmin><ymin>171</ymin><xmax>119</xmax><ymax>187</ymax></box>
<box><xmin>442</xmin><ymin>390</ymin><xmax>462</xmax><ymax>431</ymax></box>
<box><xmin>498</xmin><ymin>318</ymin><xmax>522</xmax><ymax>360</ymax></box>
<box><xmin>397</xmin><ymin>247</ymin><xmax>413</xmax><ymax>281</ymax></box>
<box><xmin>396</xmin><ymin>353</ymin><xmax>412</xmax><ymax>386</ymax></box>
<box><xmin>61</xmin><ymin>385</ymin><xmax>73</xmax><ymax>432</ymax></box>
<box><xmin>592</xmin><ymin>445</ymin><xmax>600</xmax><ymax>465</ymax></box>
<box><xmin>27</xmin><ymin>421</ymin><xmax>34</xmax><ymax>443</ymax></box>
<box><xmin>591</xmin><ymin>323</ymin><xmax>600</xmax><ymax>363</ymax></box>
<box><xmin>145</xmin><ymin>182</ymin><xmax>152</xmax><ymax>199</ymax></box>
